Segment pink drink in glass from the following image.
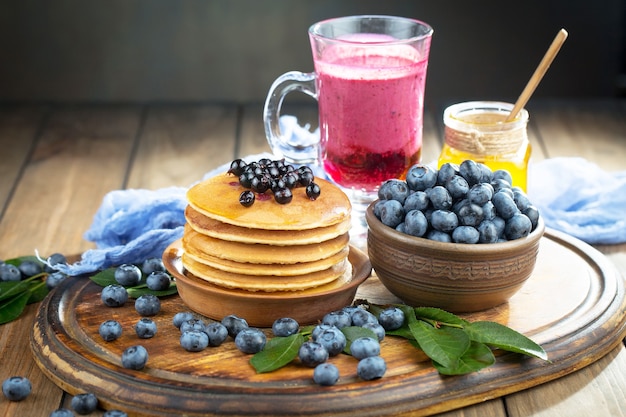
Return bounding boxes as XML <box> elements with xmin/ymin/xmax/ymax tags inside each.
<box><xmin>314</xmin><ymin>35</ymin><xmax>428</xmax><ymax>192</ymax></box>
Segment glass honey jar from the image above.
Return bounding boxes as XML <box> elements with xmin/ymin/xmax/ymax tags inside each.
<box><xmin>438</xmin><ymin>101</ymin><xmax>531</xmax><ymax>191</ymax></box>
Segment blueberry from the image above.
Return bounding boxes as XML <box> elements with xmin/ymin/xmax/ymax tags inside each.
<box><xmin>134</xmin><ymin>318</ymin><xmax>157</xmax><ymax>339</ymax></box>
<box><xmin>482</xmin><ymin>201</ymin><xmax>497</xmax><ymax>220</ymax></box>
<box><xmin>427</xmin><ymin>229</ymin><xmax>452</xmax><ymax>242</ymax></box>
<box><xmin>146</xmin><ymin>271</ymin><xmax>171</xmax><ymax>291</ymax></box>
<box><xmin>478</xmin><ymin>163</ymin><xmax>493</xmax><ymax>183</ymax></box>
<box><xmin>430</xmin><ymin>210</ymin><xmax>458</xmax><ymax>233</ymax></box>
<box><xmin>492</xmin><ymin>216</ymin><xmax>506</xmax><ymax>238</ymax></box>
<box><xmin>45</xmin><ymin>253</ymin><xmax>67</xmax><ymax>273</ymax></box>
<box><xmin>523</xmin><ymin>205</ymin><xmax>540</xmax><ymax>230</ymax></box>
<box><xmin>492</xmin><ymin>169</ymin><xmax>513</xmax><ymax>186</ymax></box>
<box><xmin>378</xmin><ymin>179</ymin><xmax>410</xmax><ymax>204</ymax></box>
<box><xmin>172</xmin><ymin>311</ymin><xmax>195</xmax><ymax>329</ymax></box>
<box><xmin>141</xmin><ymin>257</ymin><xmax>165</xmax><ymax>275</ymax></box>
<box><xmin>321</xmin><ymin>310</ymin><xmax>352</xmax><ymax>329</ymax></box>
<box><xmin>357</xmin><ymin>356</ymin><xmax>387</xmax><ymax>380</ymax></box>
<box><xmin>468</xmin><ymin>183</ymin><xmax>494</xmax><ymax>205</ymax></box>
<box><xmin>0</xmin><ymin>263</ymin><xmax>21</xmax><ymax>282</ymax></box>
<box><xmin>298</xmin><ymin>341</ymin><xmax>329</xmax><ymax>367</ymax></box>
<box><xmin>459</xmin><ymin>160</ymin><xmax>483</xmax><ymax>186</ymax></box>
<box><xmin>395</xmin><ymin>222</ymin><xmax>407</xmax><ymax>233</ymax></box>
<box><xmin>436</xmin><ymin>162</ymin><xmax>459</xmax><ymax>186</ymax></box>
<box><xmin>99</xmin><ymin>320</ymin><xmax>123</xmax><ymax>342</ymax></box>
<box><xmin>114</xmin><ymin>264</ymin><xmax>142</xmax><ymax>286</ymax></box>
<box><xmin>2</xmin><ymin>376</ymin><xmax>31</xmax><ymax>401</ymax></box>
<box><xmin>221</xmin><ymin>314</ymin><xmax>248</xmax><ymax>338</ymax></box>
<box><xmin>71</xmin><ymin>393</ymin><xmax>98</xmax><ymax>415</ymax></box>
<box><xmin>204</xmin><ymin>322</ymin><xmax>229</xmax><ymax>346</ymax></box>
<box><xmin>492</xmin><ymin>191</ymin><xmax>520</xmax><ymax>220</ymax></box>
<box><xmin>378</xmin><ymin>199</ymin><xmax>405</xmax><ymax>229</ymax></box>
<box><xmin>452</xmin><ymin>226</ymin><xmax>480</xmax><ymax>244</ymax></box>
<box><xmin>18</xmin><ymin>260</ymin><xmax>43</xmax><ymax>278</ymax></box>
<box><xmin>235</xmin><ymin>328</ymin><xmax>267</xmax><ymax>354</ymax></box>
<box><xmin>274</xmin><ymin>188</ymin><xmax>293</xmax><ymax>204</ymax></box>
<box><xmin>350</xmin><ymin>336</ymin><xmax>381</xmax><ymax>359</ymax></box>
<box><xmin>456</xmin><ymin>202</ymin><xmax>484</xmax><ymax>227</ymax></box>
<box><xmin>362</xmin><ymin>322</ymin><xmax>386</xmax><ymax>342</ymax></box>
<box><xmin>49</xmin><ymin>409</ymin><xmax>75</xmax><ymax>417</ymax></box>
<box><xmin>505</xmin><ymin>213</ymin><xmax>533</xmax><ymax>240</ymax></box>
<box><xmin>477</xmin><ymin>220</ymin><xmax>500</xmax><ymax>243</ymax></box>
<box><xmin>239</xmin><ymin>190</ymin><xmax>255</xmax><ymax>207</ymax></box>
<box><xmin>121</xmin><ymin>345</ymin><xmax>148</xmax><ymax>370</ymax></box>
<box><xmin>180</xmin><ymin>318</ymin><xmax>206</xmax><ymax>333</ymax></box>
<box><xmin>313</xmin><ymin>363</ymin><xmax>340</xmax><ymax>386</ymax></box>
<box><xmin>101</xmin><ymin>284</ymin><xmax>128</xmax><ymax>307</ymax></box>
<box><xmin>445</xmin><ymin>175</ymin><xmax>469</xmax><ymax>200</ymax></box>
<box><xmin>103</xmin><ymin>410</ymin><xmax>128</xmax><ymax>417</ymax></box>
<box><xmin>406</xmin><ymin>164</ymin><xmax>437</xmax><ymax>191</ymax></box>
<box><xmin>491</xmin><ymin>178</ymin><xmax>512</xmax><ymax>193</ymax></box>
<box><xmin>314</xmin><ymin>326</ymin><xmax>346</xmax><ymax>356</ymax></box>
<box><xmin>305</xmin><ymin>183</ymin><xmax>321</xmax><ymax>200</ymax></box>
<box><xmin>180</xmin><ymin>330</ymin><xmax>209</xmax><ymax>352</ymax></box>
<box><xmin>426</xmin><ymin>186</ymin><xmax>452</xmax><ymax>210</ymax></box>
<box><xmin>513</xmin><ymin>190</ymin><xmax>531</xmax><ymax>211</ymax></box>
<box><xmin>378</xmin><ymin>307</ymin><xmax>405</xmax><ymax>331</ymax></box>
<box><xmin>134</xmin><ymin>294</ymin><xmax>161</xmax><ymax>316</ymax></box>
<box><xmin>350</xmin><ymin>309</ymin><xmax>378</xmax><ymax>327</ymax></box>
<box><xmin>403</xmin><ymin>191</ymin><xmax>429</xmax><ymax>212</ymax></box>
<box><xmin>311</xmin><ymin>323</ymin><xmax>335</xmax><ymax>341</ymax></box>
<box><xmin>404</xmin><ymin>210</ymin><xmax>428</xmax><ymax>237</ymax></box>
<box><xmin>46</xmin><ymin>271</ymin><xmax>68</xmax><ymax>289</ymax></box>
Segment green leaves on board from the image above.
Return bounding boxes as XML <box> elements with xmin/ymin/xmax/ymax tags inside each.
<box><xmin>250</xmin><ymin>303</ymin><xmax>548</xmax><ymax>376</ymax></box>
<box><xmin>0</xmin><ymin>256</ymin><xmax>49</xmax><ymax>325</ymax></box>
<box><xmin>89</xmin><ymin>266</ymin><xmax>178</xmax><ymax>298</ymax></box>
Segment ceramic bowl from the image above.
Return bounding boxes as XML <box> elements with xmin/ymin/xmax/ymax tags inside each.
<box><xmin>366</xmin><ymin>203</ymin><xmax>545</xmax><ymax>312</ymax></box>
<box><xmin>163</xmin><ymin>239</ymin><xmax>372</xmax><ymax>327</ymax></box>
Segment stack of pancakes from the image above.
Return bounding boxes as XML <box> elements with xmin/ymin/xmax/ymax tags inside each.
<box><xmin>181</xmin><ymin>172</ymin><xmax>352</xmax><ymax>292</ymax></box>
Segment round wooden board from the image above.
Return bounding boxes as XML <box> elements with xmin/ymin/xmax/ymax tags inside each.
<box><xmin>30</xmin><ymin>229</ymin><xmax>626</xmax><ymax>417</ymax></box>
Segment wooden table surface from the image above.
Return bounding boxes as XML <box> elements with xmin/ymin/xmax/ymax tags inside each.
<box><xmin>1</xmin><ymin>99</ymin><xmax>625</xmax><ymax>416</ymax></box>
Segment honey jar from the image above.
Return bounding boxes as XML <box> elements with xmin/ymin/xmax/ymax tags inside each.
<box><xmin>438</xmin><ymin>101</ymin><xmax>531</xmax><ymax>191</ymax></box>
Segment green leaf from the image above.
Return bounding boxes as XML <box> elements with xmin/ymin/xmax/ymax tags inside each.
<box><xmin>414</xmin><ymin>307</ymin><xmax>468</xmax><ymax>327</ymax></box>
<box><xmin>465</xmin><ymin>321</ymin><xmax>548</xmax><ymax>361</ymax></box>
<box><xmin>410</xmin><ymin>321</ymin><xmax>470</xmax><ymax>369</ymax></box>
<box><xmin>126</xmin><ymin>283</ymin><xmax>178</xmax><ymax>298</ymax></box>
<box><xmin>251</xmin><ymin>333</ymin><xmax>305</xmax><ymax>373</ymax></box>
<box><xmin>433</xmin><ymin>341</ymin><xmax>496</xmax><ymax>375</ymax></box>
<box><xmin>89</xmin><ymin>268</ymin><xmax>117</xmax><ymax>287</ymax></box>
<box><xmin>0</xmin><ymin>292</ymin><xmax>30</xmax><ymax>325</ymax></box>
<box><xmin>4</xmin><ymin>255</ymin><xmax>44</xmax><ymax>267</ymax></box>
<box><xmin>0</xmin><ymin>281</ymin><xmax>32</xmax><ymax>302</ymax></box>
<box><xmin>341</xmin><ymin>326</ymin><xmax>379</xmax><ymax>354</ymax></box>
<box><xmin>26</xmin><ymin>282</ymin><xmax>49</xmax><ymax>304</ymax></box>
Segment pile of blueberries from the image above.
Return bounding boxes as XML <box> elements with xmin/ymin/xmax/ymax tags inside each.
<box><xmin>0</xmin><ymin>253</ymin><xmax>68</xmax><ymax>288</ymax></box>
<box><xmin>374</xmin><ymin>160</ymin><xmax>540</xmax><ymax>243</ymax></box>
<box><xmin>227</xmin><ymin>158</ymin><xmax>321</xmax><ymax>206</ymax></box>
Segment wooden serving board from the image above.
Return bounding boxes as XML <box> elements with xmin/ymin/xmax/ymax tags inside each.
<box><xmin>30</xmin><ymin>229</ymin><xmax>626</xmax><ymax>417</ymax></box>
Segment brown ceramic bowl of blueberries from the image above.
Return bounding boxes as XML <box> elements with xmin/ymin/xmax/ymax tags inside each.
<box><xmin>366</xmin><ymin>160</ymin><xmax>545</xmax><ymax>313</ymax></box>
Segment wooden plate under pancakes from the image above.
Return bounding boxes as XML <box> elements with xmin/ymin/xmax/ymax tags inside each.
<box><xmin>185</xmin><ymin>205</ymin><xmax>352</xmax><ymax>245</ymax></box>
<box><xmin>164</xmin><ymin>239</ymin><xmax>371</xmax><ymax>326</ymax></box>
<box><xmin>186</xmin><ymin>173</ymin><xmax>351</xmax><ymax>230</ymax></box>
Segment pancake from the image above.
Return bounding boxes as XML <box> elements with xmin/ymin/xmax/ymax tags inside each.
<box><xmin>182</xmin><ymin>254</ymin><xmax>352</xmax><ymax>292</ymax></box>
<box><xmin>182</xmin><ymin>226</ymin><xmax>350</xmax><ymax>264</ymax></box>
<box><xmin>184</xmin><ymin>244</ymin><xmax>349</xmax><ymax>276</ymax></box>
<box><xmin>187</xmin><ymin>173</ymin><xmax>351</xmax><ymax>230</ymax></box>
<box><xmin>185</xmin><ymin>205</ymin><xmax>352</xmax><ymax>245</ymax></box>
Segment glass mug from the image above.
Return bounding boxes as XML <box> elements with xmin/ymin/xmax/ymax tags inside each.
<box><xmin>263</xmin><ymin>15</ymin><xmax>434</xmax><ymax>219</ymax></box>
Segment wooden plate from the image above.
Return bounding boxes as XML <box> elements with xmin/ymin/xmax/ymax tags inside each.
<box><xmin>166</xmin><ymin>241</ymin><xmax>372</xmax><ymax>326</ymax></box>
<box><xmin>30</xmin><ymin>229</ymin><xmax>626</xmax><ymax>417</ymax></box>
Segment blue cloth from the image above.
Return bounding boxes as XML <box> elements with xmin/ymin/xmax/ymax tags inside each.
<box><xmin>528</xmin><ymin>157</ymin><xmax>626</xmax><ymax>245</ymax></box>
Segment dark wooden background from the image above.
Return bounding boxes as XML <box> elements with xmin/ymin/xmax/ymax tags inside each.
<box><xmin>0</xmin><ymin>0</ymin><xmax>624</xmax><ymax>110</ymax></box>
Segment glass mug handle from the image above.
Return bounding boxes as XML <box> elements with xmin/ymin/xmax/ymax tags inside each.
<box><xmin>263</xmin><ymin>71</ymin><xmax>319</xmax><ymax>164</ymax></box>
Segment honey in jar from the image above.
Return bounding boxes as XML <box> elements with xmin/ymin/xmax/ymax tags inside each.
<box><xmin>438</xmin><ymin>101</ymin><xmax>531</xmax><ymax>191</ymax></box>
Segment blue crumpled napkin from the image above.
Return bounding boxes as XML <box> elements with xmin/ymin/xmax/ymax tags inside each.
<box><xmin>47</xmin><ymin>116</ymin><xmax>626</xmax><ymax>275</ymax></box>
<box><xmin>527</xmin><ymin>157</ymin><xmax>626</xmax><ymax>245</ymax></box>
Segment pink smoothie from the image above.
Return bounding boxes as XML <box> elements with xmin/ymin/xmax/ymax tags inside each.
<box><xmin>314</xmin><ymin>39</ymin><xmax>429</xmax><ymax>192</ymax></box>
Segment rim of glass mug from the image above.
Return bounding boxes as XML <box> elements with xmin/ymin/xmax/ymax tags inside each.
<box><xmin>309</xmin><ymin>15</ymin><xmax>433</xmax><ymax>44</ymax></box>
